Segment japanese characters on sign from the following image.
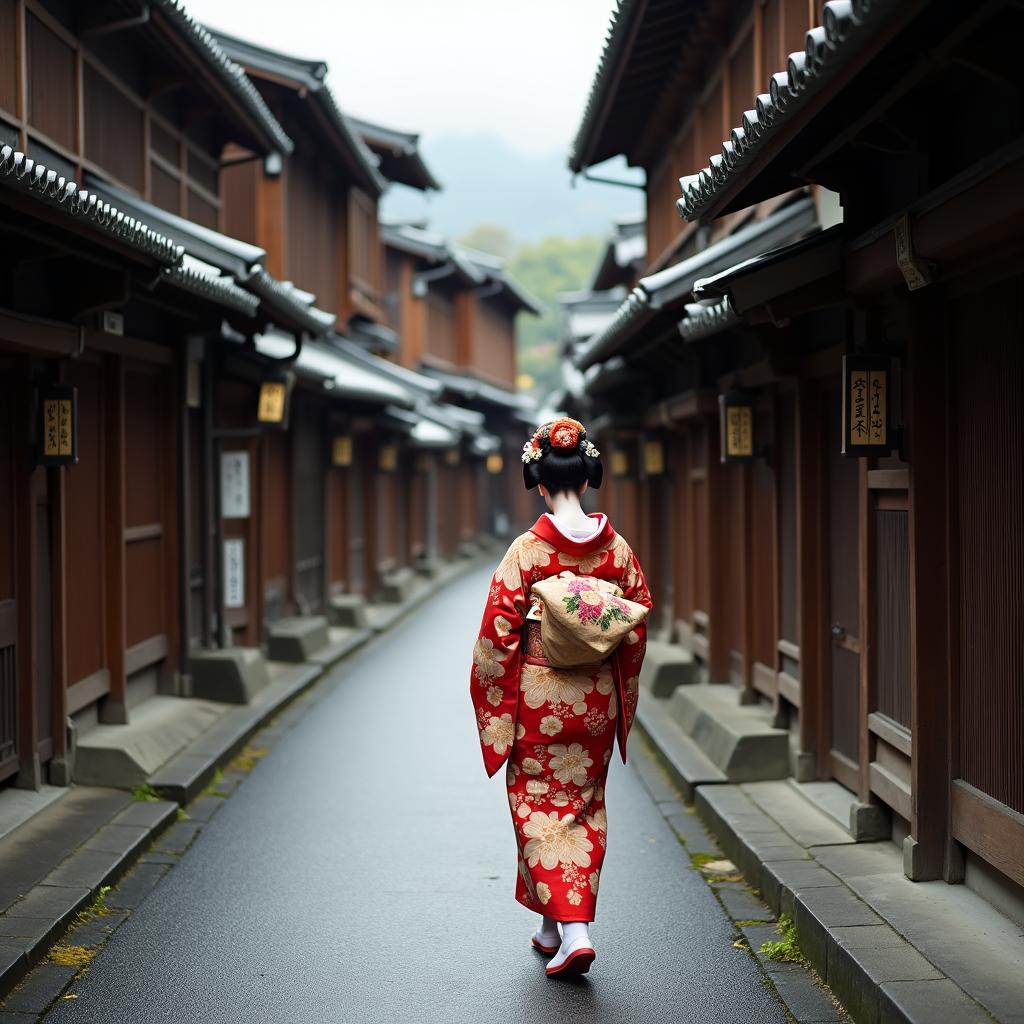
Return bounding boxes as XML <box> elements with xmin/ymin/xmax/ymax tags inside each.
<box><xmin>220</xmin><ymin>451</ymin><xmax>251</xmax><ymax>518</ymax></box>
<box><xmin>37</xmin><ymin>385</ymin><xmax>78</xmax><ymax>466</ymax></box>
<box><xmin>718</xmin><ymin>392</ymin><xmax>756</xmax><ymax>463</ymax></box>
<box><xmin>223</xmin><ymin>538</ymin><xmax>245</xmax><ymax>609</ymax></box>
<box><xmin>842</xmin><ymin>354</ymin><xmax>891</xmax><ymax>457</ymax></box>
<box><xmin>257</xmin><ymin>381</ymin><xmax>287</xmax><ymax>424</ymax></box>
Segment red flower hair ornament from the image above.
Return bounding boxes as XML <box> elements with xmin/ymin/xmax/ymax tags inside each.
<box><xmin>521</xmin><ymin>417</ymin><xmax>602</xmax><ymax>490</ymax></box>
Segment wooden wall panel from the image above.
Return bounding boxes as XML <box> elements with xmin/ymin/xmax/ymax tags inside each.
<box><xmin>287</xmin><ymin>155</ymin><xmax>338</xmax><ymax>310</ymax></box>
<box><xmin>27</xmin><ymin>12</ymin><xmax>75</xmax><ymax>150</ymax></box>
<box><xmin>954</xmin><ymin>292</ymin><xmax>1024</xmax><ymax>815</ymax></box>
<box><xmin>125</xmin><ymin>537</ymin><xmax>162</xmax><ymax>649</ymax></box>
<box><xmin>777</xmin><ymin>393</ymin><xmax>798</xmax><ymax>645</ymax></box>
<box><xmin>326</xmin><ymin>469</ymin><xmax>348</xmax><ymax>593</ymax></box>
<box><xmin>123</xmin><ymin>365</ymin><xmax>166</xmax><ymax>652</ymax></box>
<box><xmin>83</xmin><ymin>63</ymin><xmax>144</xmax><ymax>192</ymax></box>
<box><xmin>124</xmin><ymin>370</ymin><xmax>162</xmax><ymax>529</ymax></box>
<box><xmin>64</xmin><ymin>360</ymin><xmax>105</xmax><ymax>686</ymax></box>
<box><xmin>0</xmin><ymin>0</ymin><xmax>17</xmax><ymax>115</ymax></box>
<box><xmin>750</xmin><ymin>422</ymin><xmax>776</xmax><ymax>669</ymax></box>
<box><xmin>261</xmin><ymin>430</ymin><xmax>290</xmax><ymax>607</ymax></box>
<box><xmin>425</xmin><ymin>289</ymin><xmax>458</xmax><ymax>366</ymax></box>
<box><xmin>220</xmin><ymin>159</ymin><xmax>259</xmax><ymax>246</ymax></box>
<box><xmin>475</xmin><ymin>303</ymin><xmax>516</xmax><ymax>386</ymax></box>
<box><xmin>874</xmin><ymin>509</ymin><xmax>911</xmax><ymax>727</ymax></box>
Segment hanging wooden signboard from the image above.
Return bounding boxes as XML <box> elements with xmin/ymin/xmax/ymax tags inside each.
<box><xmin>37</xmin><ymin>384</ymin><xmax>78</xmax><ymax>466</ymax></box>
<box><xmin>719</xmin><ymin>392</ymin><xmax>756</xmax><ymax>463</ymax></box>
<box><xmin>643</xmin><ymin>440</ymin><xmax>665</xmax><ymax>475</ymax></box>
<box><xmin>842</xmin><ymin>354</ymin><xmax>892</xmax><ymax>457</ymax></box>
<box><xmin>331</xmin><ymin>435</ymin><xmax>353</xmax><ymax>467</ymax></box>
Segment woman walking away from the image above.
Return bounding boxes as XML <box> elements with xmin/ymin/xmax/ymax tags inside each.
<box><xmin>469</xmin><ymin>418</ymin><xmax>653</xmax><ymax>978</ymax></box>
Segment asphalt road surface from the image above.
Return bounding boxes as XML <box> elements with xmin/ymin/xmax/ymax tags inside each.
<box><xmin>44</xmin><ymin>564</ymin><xmax>789</xmax><ymax>1024</ymax></box>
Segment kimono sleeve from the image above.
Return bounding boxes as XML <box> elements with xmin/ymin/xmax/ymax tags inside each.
<box><xmin>470</xmin><ymin>539</ymin><xmax>529</xmax><ymax>778</ymax></box>
<box><xmin>612</xmin><ymin>545</ymin><xmax>653</xmax><ymax>759</ymax></box>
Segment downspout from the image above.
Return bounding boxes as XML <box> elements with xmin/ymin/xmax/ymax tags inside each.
<box><xmin>412</xmin><ymin>260</ymin><xmax>457</xmax><ymax>298</ymax></box>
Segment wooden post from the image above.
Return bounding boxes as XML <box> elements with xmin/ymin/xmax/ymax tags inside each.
<box><xmin>102</xmin><ymin>355</ymin><xmax>127</xmax><ymax>724</ymax></box>
<box><xmin>706</xmin><ymin>413</ymin><xmax>730</xmax><ymax>683</ymax></box>
<box><xmin>256</xmin><ymin>168</ymin><xmax>287</xmax><ymax>281</ymax></box>
<box><xmin>14</xmin><ymin>362</ymin><xmax>39</xmax><ymax>788</ymax></box>
<box><xmin>905</xmin><ymin>320</ymin><xmax>951</xmax><ymax>881</ymax></box>
<box><xmin>795</xmin><ymin>379</ymin><xmax>823</xmax><ymax>778</ymax></box>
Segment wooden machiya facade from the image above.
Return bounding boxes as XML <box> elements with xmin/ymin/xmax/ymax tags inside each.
<box><xmin>0</xmin><ymin>0</ymin><xmax>293</xmax><ymax>789</ymax></box>
<box><xmin>569</xmin><ymin>0</ymin><xmax>1024</xmax><ymax>909</ymax></box>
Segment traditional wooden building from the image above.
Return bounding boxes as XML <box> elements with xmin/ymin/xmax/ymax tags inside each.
<box><xmin>0</xmin><ymin>0</ymin><xmax>299</xmax><ymax>790</ymax></box>
<box><xmin>568</xmin><ymin>0</ymin><xmax>1024</xmax><ymax>923</ymax></box>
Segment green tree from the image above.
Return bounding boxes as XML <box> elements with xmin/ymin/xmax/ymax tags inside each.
<box><xmin>508</xmin><ymin>234</ymin><xmax>602</xmax><ymax>397</ymax></box>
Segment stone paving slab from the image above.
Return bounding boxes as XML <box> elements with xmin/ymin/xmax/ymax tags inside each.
<box><xmin>0</xmin><ymin>963</ymin><xmax>77</xmax><ymax>1014</ymax></box>
<box><xmin>692</xmin><ymin>782</ymin><xmax>1022</xmax><ymax>1024</ymax></box>
<box><xmin>741</xmin><ymin>781</ymin><xmax>856</xmax><ymax>848</ymax></box>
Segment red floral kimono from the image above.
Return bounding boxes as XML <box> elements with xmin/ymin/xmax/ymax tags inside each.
<box><xmin>470</xmin><ymin>513</ymin><xmax>652</xmax><ymax>921</ymax></box>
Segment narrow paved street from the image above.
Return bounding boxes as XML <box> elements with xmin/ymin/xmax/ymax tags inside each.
<box><xmin>43</xmin><ymin>566</ymin><xmax>789</xmax><ymax>1024</ymax></box>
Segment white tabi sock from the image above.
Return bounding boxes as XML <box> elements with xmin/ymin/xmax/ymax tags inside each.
<box><xmin>535</xmin><ymin>915</ymin><xmax>560</xmax><ymax>944</ymax></box>
<box><xmin>561</xmin><ymin>921</ymin><xmax>591</xmax><ymax>947</ymax></box>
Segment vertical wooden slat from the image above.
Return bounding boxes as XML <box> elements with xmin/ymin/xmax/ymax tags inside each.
<box><xmin>858</xmin><ymin>457</ymin><xmax>872</xmax><ymax>802</ymax></box>
<box><xmin>102</xmin><ymin>355</ymin><xmax>126</xmax><ymax>723</ymax></box>
<box><xmin>907</xmin><ymin>318</ymin><xmax>951</xmax><ymax>880</ymax></box>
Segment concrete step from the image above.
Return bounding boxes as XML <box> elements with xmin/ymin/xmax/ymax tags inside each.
<box><xmin>667</xmin><ymin>683</ymin><xmax>789</xmax><ymax>782</ymax></box>
<box><xmin>0</xmin><ymin>785</ymin><xmax>68</xmax><ymax>844</ymax></box>
<box><xmin>740</xmin><ymin>780</ymin><xmax>856</xmax><ymax>848</ymax></box>
<box><xmin>786</xmin><ymin>778</ymin><xmax>859</xmax><ymax>835</ymax></box>
<box><xmin>74</xmin><ymin>695</ymin><xmax>229</xmax><ymax>790</ymax></box>
<box><xmin>634</xmin><ymin>689</ymin><xmax>727</xmax><ymax>801</ymax></box>
<box><xmin>266</xmin><ymin>616</ymin><xmax>330</xmax><ymax>663</ymax></box>
<box><xmin>328</xmin><ymin>593</ymin><xmax>369</xmax><ymax>630</ymax></box>
<box><xmin>377</xmin><ymin>567</ymin><xmax>416</xmax><ymax>604</ymax></box>
<box><xmin>190</xmin><ymin>646</ymin><xmax>270</xmax><ymax>704</ymax></box>
<box><xmin>306</xmin><ymin>627</ymin><xmax>372</xmax><ymax>668</ymax></box>
<box><xmin>639</xmin><ymin>640</ymin><xmax>699</xmax><ymax>697</ymax></box>
<box><xmin>149</xmin><ymin>662</ymin><xmax>321</xmax><ymax>803</ymax></box>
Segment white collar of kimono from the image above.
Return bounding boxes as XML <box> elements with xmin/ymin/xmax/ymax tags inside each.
<box><xmin>543</xmin><ymin>511</ymin><xmax>606</xmax><ymax>542</ymax></box>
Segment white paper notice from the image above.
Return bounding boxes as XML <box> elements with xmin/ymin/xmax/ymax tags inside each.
<box><xmin>224</xmin><ymin>538</ymin><xmax>245</xmax><ymax>608</ymax></box>
<box><xmin>221</xmin><ymin>451</ymin><xmax>250</xmax><ymax>518</ymax></box>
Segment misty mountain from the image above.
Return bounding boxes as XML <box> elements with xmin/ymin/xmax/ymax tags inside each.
<box><xmin>380</xmin><ymin>133</ymin><xmax>643</xmax><ymax>244</ymax></box>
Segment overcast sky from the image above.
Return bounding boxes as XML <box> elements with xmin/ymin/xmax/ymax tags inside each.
<box><xmin>187</xmin><ymin>0</ymin><xmax>617</xmax><ymax>158</ymax></box>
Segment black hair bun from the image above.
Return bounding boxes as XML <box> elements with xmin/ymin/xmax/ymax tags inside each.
<box><xmin>521</xmin><ymin>418</ymin><xmax>602</xmax><ymax>491</ymax></box>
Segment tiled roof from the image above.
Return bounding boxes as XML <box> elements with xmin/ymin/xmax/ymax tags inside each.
<box><xmin>677</xmin><ymin>0</ymin><xmax>902</xmax><ymax>222</ymax></box>
<box><xmin>349</xmin><ymin>116</ymin><xmax>442</xmax><ymax>192</ymax></box>
<box><xmin>213</xmin><ymin>30</ymin><xmax>386</xmax><ymax>196</ymax></box>
<box><xmin>164</xmin><ymin>259</ymin><xmax>259</xmax><ymax>317</ymax></box>
<box><xmin>676</xmin><ymin>297</ymin><xmax>739</xmax><ymax>342</ymax></box>
<box><xmin>0</xmin><ymin>146</ymin><xmax>183</xmax><ymax>265</ymax></box>
<box><xmin>574</xmin><ymin>195</ymin><xmax>816</xmax><ymax>370</ymax></box>
<box><xmin>153</xmin><ymin>1</ymin><xmax>293</xmax><ymax>155</ymax></box>
<box><xmin>243</xmin><ymin>267</ymin><xmax>336</xmax><ymax>336</ymax></box>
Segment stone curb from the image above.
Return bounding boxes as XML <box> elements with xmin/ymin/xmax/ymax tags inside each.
<box><xmin>0</xmin><ymin>551</ymin><xmax>492</xmax><ymax>1004</ymax></box>
<box><xmin>0</xmin><ymin>799</ymin><xmax>177</xmax><ymax>1000</ymax></box>
<box><xmin>693</xmin><ymin>785</ymin><xmax>994</xmax><ymax>1024</ymax></box>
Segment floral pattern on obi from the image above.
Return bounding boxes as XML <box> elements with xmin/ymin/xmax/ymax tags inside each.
<box><xmin>562</xmin><ymin>578</ymin><xmax>635</xmax><ymax>631</ymax></box>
